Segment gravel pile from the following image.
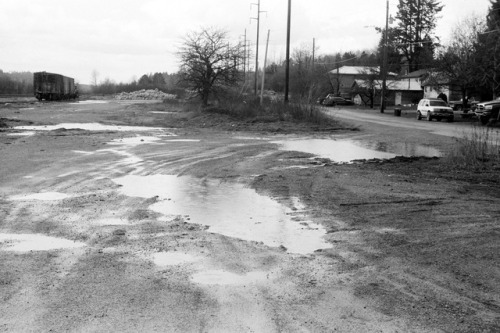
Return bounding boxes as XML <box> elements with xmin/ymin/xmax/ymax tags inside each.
<box><xmin>115</xmin><ymin>89</ymin><xmax>176</xmax><ymax>100</ymax></box>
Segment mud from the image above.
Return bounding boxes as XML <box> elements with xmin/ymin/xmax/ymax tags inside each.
<box><xmin>0</xmin><ymin>99</ymin><xmax>498</xmax><ymax>332</ymax></box>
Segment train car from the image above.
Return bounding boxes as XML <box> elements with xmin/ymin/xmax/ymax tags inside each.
<box><xmin>33</xmin><ymin>71</ymin><xmax>78</xmax><ymax>101</ymax></box>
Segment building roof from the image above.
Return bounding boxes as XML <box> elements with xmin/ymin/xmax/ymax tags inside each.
<box><xmin>328</xmin><ymin>65</ymin><xmax>398</xmax><ymax>77</ymax></box>
<box><xmin>336</xmin><ymin>66</ymin><xmax>377</xmax><ymax>75</ymax></box>
<box><xmin>400</xmin><ymin>69</ymin><xmax>430</xmax><ymax>79</ymax></box>
<box><xmin>354</xmin><ymin>79</ymin><xmax>422</xmax><ymax>91</ymax></box>
<box><xmin>328</xmin><ymin>66</ymin><xmax>379</xmax><ymax>75</ymax></box>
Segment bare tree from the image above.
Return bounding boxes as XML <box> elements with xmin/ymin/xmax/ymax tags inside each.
<box><xmin>177</xmin><ymin>27</ymin><xmax>245</xmax><ymax>106</ymax></box>
<box><xmin>91</xmin><ymin>70</ymin><xmax>99</xmax><ymax>88</ymax></box>
<box><xmin>353</xmin><ymin>68</ymin><xmax>381</xmax><ymax>108</ymax></box>
<box><xmin>433</xmin><ymin>15</ymin><xmax>486</xmax><ymax>104</ymax></box>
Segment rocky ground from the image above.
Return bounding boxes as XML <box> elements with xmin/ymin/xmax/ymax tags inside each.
<box><xmin>0</xmin><ymin>98</ymin><xmax>499</xmax><ymax>332</ymax></box>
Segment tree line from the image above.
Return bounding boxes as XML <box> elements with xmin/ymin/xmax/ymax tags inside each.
<box><xmin>177</xmin><ymin>0</ymin><xmax>500</xmax><ymax>106</ymax></box>
<box><xmin>91</xmin><ymin>72</ymin><xmax>184</xmax><ymax>96</ymax></box>
<box><xmin>0</xmin><ymin>70</ymin><xmax>33</xmax><ymax>95</ymax></box>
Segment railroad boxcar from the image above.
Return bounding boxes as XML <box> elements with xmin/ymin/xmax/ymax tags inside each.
<box><xmin>33</xmin><ymin>71</ymin><xmax>78</xmax><ymax>101</ymax></box>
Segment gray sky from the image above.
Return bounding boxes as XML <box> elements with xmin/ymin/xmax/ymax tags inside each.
<box><xmin>0</xmin><ymin>0</ymin><xmax>491</xmax><ymax>85</ymax></box>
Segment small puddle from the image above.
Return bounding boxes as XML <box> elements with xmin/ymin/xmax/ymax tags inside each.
<box><xmin>272</xmin><ymin>138</ymin><xmax>440</xmax><ymax>163</ymax></box>
<box><xmin>152</xmin><ymin>252</ymin><xmax>199</xmax><ymax>266</ymax></box>
<box><xmin>69</xmin><ymin>100</ymin><xmax>108</xmax><ymax>104</ymax></box>
<box><xmin>9</xmin><ymin>192</ymin><xmax>70</xmax><ymax>201</ymax></box>
<box><xmin>112</xmin><ymin>175</ymin><xmax>331</xmax><ymax>254</ymax></box>
<box><xmin>97</xmin><ymin>149</ymin><xmax>143</xmax><ymax>165</ymax></box>
<box><xmin>190</xmin><ymin>270</ymin><xmax>268</xmax><ymax>285</ymax></box>
<box><xmin>164</xmin><ymin>139</ymin><xmax>201</xmax><ymax>142</ymax></box>
<box><xmin>72</xmin><ymin>150</ymin><xmax>94</xmax><ymax>155</ymax></box>
<box><xmin>7</xmin><ymin>131</ymin><xmax>35</xmax><ymax>136</ymax></box>
<box><xmin>108</xmin><ymin>136</ymin><xmax>163</xmax><ymax>145</ymax></box>
<box><xmin>0</xmin><ymin>233</ymin><xmax>86</xmax><ymax>252</ymax></box>
<box><xmin>13</xmin><ymin>123</ymin><xmax>172</xmax><ymax>133</ymax></box>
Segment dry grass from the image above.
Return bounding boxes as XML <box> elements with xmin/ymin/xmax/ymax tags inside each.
<box><xmin>210</xmin><ymin>95</ymin><xmax>336</xmax><ymax>125</ymax></box>
<box><xmin>445</xmin><ymin>125</ymin><xmax>500</xmax><ymax>168</ymax></box>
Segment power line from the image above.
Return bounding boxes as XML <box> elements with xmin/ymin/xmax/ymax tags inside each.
<box><xmin>250</xmin><ymin>0</ymin><xmax>266</xmax><ymax>96</ymax></box>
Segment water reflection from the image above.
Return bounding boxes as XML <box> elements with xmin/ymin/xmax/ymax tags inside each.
<box><xmin>112</xmin><ymin>175</ymin><xmax>331</xmax><ymax>254</ymax></box>
<box><xmin>272</xmin><ymin>138</ymin><xmax>441</xmax><ymax>162</ymax></box>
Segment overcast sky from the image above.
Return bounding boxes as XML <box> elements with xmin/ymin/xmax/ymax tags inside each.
<box><xmin>0</xmin><ymin>0</ymin><xmax>491</xmax><ymax>85</ymax></box>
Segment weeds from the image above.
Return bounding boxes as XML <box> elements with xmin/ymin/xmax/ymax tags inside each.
<box><xmin>445</xmin><ymin>124</ymin><xmax>500</xmax><ymax>168</ymax></box>
<box><xmin>207</xmin><ymin>94</ymin><xmax>335</xmax><ymax>125</ymax></box>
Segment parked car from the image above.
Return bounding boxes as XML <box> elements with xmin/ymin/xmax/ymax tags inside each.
<box><xmin>417</xmin><ymin>98</ymin><xmax>454</xmax><ymax>122</ymax></box>
<box><xmin>320</xmin><ymin>94</ymin><xmax>353</xmax><ymax>106</ymax></box>
<box><xmin>448</xmin><ymin>98</ymin><xmax>479</xmax><ymax>111</ymax></box>
<box><xmin>474</xmin><ymin>98</ymin><xmax>500</xmax><ymax>125</ymax></box>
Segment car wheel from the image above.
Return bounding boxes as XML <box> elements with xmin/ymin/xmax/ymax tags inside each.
<box><xmin>427</xmin><ymin>112</ymin><xmax>432</xmax><ymax>121</ymax></box>
<box><xmin>480</xmin><ymin>116</ymin><xmax>489</xmax><ymax>125</ymax></box>
<box><xmin>417</xmin><ymin>111</ymin><xmax>422</xmax><ymax>120</ymax></box>
<box><xmin>447</xmin><ymin>116</ymin><xmax>454</xmax><ymax>122</ymax></box>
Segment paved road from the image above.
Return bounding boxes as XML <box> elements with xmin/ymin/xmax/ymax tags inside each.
<box><xmin>323</xmin><ymin>107</ymin><xmax>500</xmax><ymax>141</ymax></box>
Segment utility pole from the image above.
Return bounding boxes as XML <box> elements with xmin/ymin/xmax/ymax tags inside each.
<box><xmin>251</xmin><ymin>0</ymin><xmax>264</xmax><ymax>96</ymax></box>
<box><xmin>312</xmin><ymin>38</ymin><xmax>315</xmax><ymax>69</ymax></box>
<box><xmin>284</xmin><ymin>0</ymin><xmax>291</xmax><ymax>103</ymax></box>
<box><xmin>380</xmin><ymin>0</ymin><xmax>389</xmax><ymax>113</ymax></box>
<box><xmin>260</xmin><ymin>29</ymin><xmax>270</xmax><ymax>104</ymax></box>
<box><xmin>241</xmin><ymin>29</ymin><xmax>248</xmax><ymax>79</ymax></box>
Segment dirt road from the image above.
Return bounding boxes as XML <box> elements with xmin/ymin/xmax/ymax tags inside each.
<box><xmin>0</xmin><ymin>100</ymin><xmax>499</xmax><ymax>332</ymax></box>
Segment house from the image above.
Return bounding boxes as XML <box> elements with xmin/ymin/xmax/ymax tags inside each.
<box><xmin>421</xmin><ymin>73</ymin><xmax>462</xmax><ymax>101</ymax></box>
<box><xmin>400</xmin><ymin>69</ymin><xmax>463</xmax><ymax>101</ymax></box>
<box><xmin>399</xmin><ymin>69</ymin><xmax>428</xmax><ymax>87</ymax></box>
<box><xmin>328</xmin><ymin>66</ymin><xmax>397</xmax><ymax>97</ymax></box>
<box><xmin>352</xmin><ymin>79</ymin><xmax>423</xmax><ymax>106</ymax></box>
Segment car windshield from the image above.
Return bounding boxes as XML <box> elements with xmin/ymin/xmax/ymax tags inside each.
<box><xmin>430</xmin><ymin>100</ymin><xmax>447</xmax><ymax>106</ymax></box>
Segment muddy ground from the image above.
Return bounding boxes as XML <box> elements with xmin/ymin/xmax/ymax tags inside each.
<box><xmin>0</xmin><ymin>99</ymin><xmax>499</xmax><ymax>332</ymax></box>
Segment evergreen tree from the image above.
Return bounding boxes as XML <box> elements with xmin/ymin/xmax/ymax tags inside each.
<box><xmin>138</xmin><ymin>74</ymin><xmax>151</xmax><ymax>87</ymax></box>
<box><xmin>393</xmin><ymin>0</ymin><xmax>443</xmax><ymax>72</ymax></box>
<box><xmin>476</xmin><ymin>0</ymin><xmax>500</xmax><ymax>98</ymax></box>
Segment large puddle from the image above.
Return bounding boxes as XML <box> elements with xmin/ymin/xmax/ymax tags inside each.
<box><xmin>0</xmin><ymin>233</ymin><xmax>86</xmax><ymax>252</ymax></box>
<box><xmin>113</xmin><ymin>175</ymin><xmax>331</xmax><ymax>254</ymax></box>
<box><xmin>272</xmin><ymin>138</ymin><xmax>441</xmax><ymax>162</ymax></box>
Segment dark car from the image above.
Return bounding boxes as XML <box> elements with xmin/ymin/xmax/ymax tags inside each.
<box><xmin>448</xmin><ymin>98</ymin><xmax>479</xmax><ymax>111</ymax></box>
<box><xmin>474</xmin><ymin>98</ymin><xmax>500</xmax><ymax>125</ymax></box>
<box><xmin>320</xmin><ymin>94</ymin><xmax>354</xmax><ymax>106</ymax></box>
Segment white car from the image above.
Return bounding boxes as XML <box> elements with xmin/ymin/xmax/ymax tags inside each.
<box><xmin>417</xmin><ymin>98</ymin><xmax>454</xmax><ymax>122</ymax></box>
